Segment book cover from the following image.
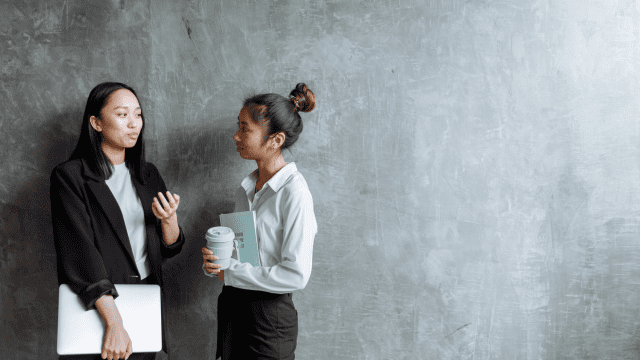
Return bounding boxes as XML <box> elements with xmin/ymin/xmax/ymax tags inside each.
<box><xmin>219</xmin><ymin>210</ymin><xmax>260</xmax><ymax>267</ymax></box>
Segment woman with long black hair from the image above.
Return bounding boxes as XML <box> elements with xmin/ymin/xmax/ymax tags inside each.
<box><xmin>51</xmin><ymin>82</ymin><xmax>185</xmax><ymax>360</ymax></box>
<box><xmin>202</xmin><ymin>83</ymin><xmax>318</xmax><ymax>360</ymax></box>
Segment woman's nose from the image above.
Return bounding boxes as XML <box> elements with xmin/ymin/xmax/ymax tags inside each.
<box><xmin>128</xmin><ymin>115</ymin><xmax>141</xmax><ymax>128</ymax></box>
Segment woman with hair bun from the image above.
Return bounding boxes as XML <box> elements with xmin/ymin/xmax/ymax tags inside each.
<box><xmin>202</xmin><ymin>83</ymin><xmax>318</xmax><ymax>360</ymax></box>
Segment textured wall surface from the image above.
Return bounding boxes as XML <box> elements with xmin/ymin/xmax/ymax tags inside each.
<box><xmin>3</xmin><ymin>0</ymin><xmax>640</xmax><ymax>359</ymax></box>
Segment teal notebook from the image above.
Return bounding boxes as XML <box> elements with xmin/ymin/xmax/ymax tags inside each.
<box><xmin>220</xmin><ymin>211</ymin><xmax>260</xmax><ymax>267</ymax></box>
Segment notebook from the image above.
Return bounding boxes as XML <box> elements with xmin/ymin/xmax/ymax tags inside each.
<box><xmin>57</xmin><ymin>283</ymin><xmax>162</xmax><ymax>355</ymax></box>
<box><xmin>220</xmin><ymin>210</ymin><xmax>260</xmax><ymax>266</ymax></box>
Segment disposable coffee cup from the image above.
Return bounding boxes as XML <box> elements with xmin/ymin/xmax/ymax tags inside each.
<box><xmin>208</xmin><ymin>241</ymin><xmax>236</xmax><ymax>248</ymax></box>
<box><xmin>205</xmin><ymin>226</ymin><xmax>239</xmax><ymax>269</ymax></box>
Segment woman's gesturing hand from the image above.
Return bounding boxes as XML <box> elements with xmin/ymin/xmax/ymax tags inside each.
<box><xmin>102</xmin><ymin>322</ymin><xmax>132</xmax><ymax>360</ymax></box>
<box><xmin>152</xmin><ymin>191</ymin><xmax>180</xmax><ymax>222</ymax></box>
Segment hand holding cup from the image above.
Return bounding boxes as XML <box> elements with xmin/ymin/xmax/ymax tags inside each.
<box><xmin>202</xmin><ymin>247</ymin><xmax>223</xmax><ymax>274</ymax></box>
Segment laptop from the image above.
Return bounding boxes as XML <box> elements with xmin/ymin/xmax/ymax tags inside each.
<box><xmin>57</xmin><ymin>283</ymin><xmax>162</xmax><ymax>355</ymax></box>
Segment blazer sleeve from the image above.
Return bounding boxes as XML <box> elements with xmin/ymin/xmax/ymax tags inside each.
<box><xmin>50</xmin><ymin>166</ymin><xmax>119</xmax><ymax>310</ymax></box>
<box><xmin>146</xmin><ymin>163</ymin><xmax>185</xmax><ymax>258</ymax></box>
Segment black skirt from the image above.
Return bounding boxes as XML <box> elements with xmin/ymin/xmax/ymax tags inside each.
<box><xmin>216</xmin><ymin>285</ymin><xmax>298</xmax><ymax>360</ymax></box>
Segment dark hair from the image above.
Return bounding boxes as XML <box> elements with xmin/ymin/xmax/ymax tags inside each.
<box><xmin>243</xmin><ymin>83</ymin><xmax>316</xmax><ymax>150</ymax></box>
<box><xmin>69</xmin><ymin>82</ymin><xmax>147</xmax><ymax>182</ymax></box>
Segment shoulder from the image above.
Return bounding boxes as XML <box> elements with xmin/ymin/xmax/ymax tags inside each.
<box><xmin>50</xmin><ymin>159</ymin><xmax>84</xmax><ymax>182</ymax></box>
<box><xmin>143</xmin><ymin>162</ymin><xmax>160</xmax><ymax>177</ymax></box>
<box><xmin>280</xmin><ymin>170</ymin><xmax>313</xmax><ymax>201</ymax></box>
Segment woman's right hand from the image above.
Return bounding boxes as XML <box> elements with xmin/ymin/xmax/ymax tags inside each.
<box><xmin>202</xmin><ymin>247</ymin><xmax>223</xmax><ymax>275</ymax></box>
<box><xmin>102</xmin><ymin>322</ymin><xmax>132</xmax><ymax>360</ymax></box>
<box><xmin>94</xmin><ymin>294</ymin><xmax>132</xmax><ymax>360</ymax></box>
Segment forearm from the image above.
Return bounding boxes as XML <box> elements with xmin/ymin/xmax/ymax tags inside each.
<box><xmin>94</xmin><ymin>294</ymin><xmax>123</xmax><ymax>326</ymax></box>
<box><xmin>160</xmin><ymin>213</ymin><xmax>180</xmax><ymax>246</ymax></box>
<box><xmin>225</xmin><ymin>260</ymin><xmax>309</xmax><ymax>293</ymax></box>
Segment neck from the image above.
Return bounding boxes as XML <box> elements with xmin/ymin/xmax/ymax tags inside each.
<box><xmin>101</xmin><ymin>142</ymin><xmax>125</xmax><ymax>165</ymax></box>
<box><xmin>255</xmin><ymin>153</ymin><xmax>287</xmax><ymax>188</ymax></box>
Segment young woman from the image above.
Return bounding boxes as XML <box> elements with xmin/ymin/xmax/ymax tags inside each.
<box><xmin>50</xmin><ymin>82</ymin><xmax>185</xmax><ymax>360</ymax></box>
<box><xmin>202</xmin><ymin>83</ymin><xmax>318</xmax><ymax>360</ymax></box>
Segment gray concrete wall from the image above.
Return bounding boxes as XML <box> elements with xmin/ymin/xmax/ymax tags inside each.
<box><xmin>2</xmin><ymin>0</ymin><xmax>640</xmax><ymax>359</ymax></box>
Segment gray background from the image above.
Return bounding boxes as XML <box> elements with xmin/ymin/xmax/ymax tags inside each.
<box><xmin>2</xmin><ymin>0</ymin><xmax>640</xmax><ymax>359</ymax></box>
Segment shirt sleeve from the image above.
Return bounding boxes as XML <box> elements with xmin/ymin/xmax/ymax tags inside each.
<box><xmin>50</xmin><ymin>166</ymin><xmax>119</xmax><ymax>310</ymax></box>
<box><xmin>223</xmin><ymin>187</ymin><xmax>317</xmax><ymax>293</ymax></box>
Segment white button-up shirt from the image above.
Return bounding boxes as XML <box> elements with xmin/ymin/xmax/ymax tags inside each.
<box><xmin>204</xmin><ymin>162</ymin><xmax>317</xmax><ymax>294</ymax></box>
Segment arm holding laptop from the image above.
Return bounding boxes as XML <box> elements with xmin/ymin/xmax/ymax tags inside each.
<box><xmin>51</xmin><ymin>161</ymin><xmax>136</xmax><ymax>360</ymax></box>
<box><xmin>94</xmin><ymin>295</ymin><xmax>132</xmax><ymax>360</ymax></box>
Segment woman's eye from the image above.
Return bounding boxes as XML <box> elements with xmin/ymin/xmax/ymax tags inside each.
<box><xmin>118</xmin><ymin>113</ymin><xmax>126</xmax><ymax>117</ymax></box>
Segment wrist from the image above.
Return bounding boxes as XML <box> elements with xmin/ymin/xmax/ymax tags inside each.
<box><xmin>161</xmin><ymin>213</ymin><xmax>177</xmax><ymax>225</ymax></box>
<box><xmin>105</xmin><ymin>317</ymin><xmax>123</xmax><ymax>327</ymax></box>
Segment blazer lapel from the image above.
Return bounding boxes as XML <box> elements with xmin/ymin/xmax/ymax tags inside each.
<box><xmin>132</xmin><ymin>176</ymin><xmax>155</xmax><ymax>223</ymax></box>
<box><xmin>132</xmin><ymin>172</ymin><xmax>163</xmax><ymax>281</ymax></box>
<box><xmin>82</xmin><ymin>160</ymin><xmax>138</xmax><ymax>272</ymax></box>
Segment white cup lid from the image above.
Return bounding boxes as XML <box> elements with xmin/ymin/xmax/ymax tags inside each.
<box><xmin>205</xmin><ymin>226</ymin><xmax>235</xmax><ymax>242</ymax></box>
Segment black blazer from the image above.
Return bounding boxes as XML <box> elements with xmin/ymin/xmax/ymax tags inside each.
<box><xmin>50</xmin><ymin>158</ymin><xmax>185</xmax><ymax>310</ymax></box>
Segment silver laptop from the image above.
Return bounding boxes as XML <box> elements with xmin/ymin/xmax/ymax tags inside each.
<box><xmin>57</xmin><ymin>283</ymin><xmax>162</xmax><ymax>355</ymax></box>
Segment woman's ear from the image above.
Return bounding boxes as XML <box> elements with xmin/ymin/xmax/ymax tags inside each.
<box><xmin>272</xmin><ymin>132</ymin><xmax>286</xmax><ymax>150</ymax></box>
<box><xmin>89</xmin><ymin>115</ymin><xmax>102</xmax><ymax>132</ymax></box>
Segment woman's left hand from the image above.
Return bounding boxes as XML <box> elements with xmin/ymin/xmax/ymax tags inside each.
<box><xmin>152</xmin><ymin>191</ymin><xmax>180</xmax><ymax>222</ymax></box>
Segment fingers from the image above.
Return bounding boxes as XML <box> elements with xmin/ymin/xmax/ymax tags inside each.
<box><xmin>203</xmin><ymin>260</ymin><xmax>222</xmax><ymax>274</ymax></box>
<box><xmin>203</xmin><ymin>256</ymin><xmax>221</xmax><ymax>266</ymax></box>
<box><xmin>153</xmin><ymin>191</ymin><xmax>180</xmax><ymax>220</ymax></box>
<box><xmin>102</xmin><ymin>325</ymin><xmax>131</xmax><ymax>360</ymax></box>
<box><xmin>158</xmin><ymin>192</ymin><xmax>171</xmax><ymax>210</ymax></box>
<box><xmin>201</xmin><ymin>247</ymin><xmax>225</xmax><ymax>275</ymax></box>
<box><xmin>164</xmin><ymin>191</ymin><xmax>179</xmax><ymax>208</ymax></box>
<box><xmin>125</xmin><ymin>339</ymin><xmax>133</xmax><ymax>360</ymax></box>
<box><xmin>153</xmin><ymin>193</ymin><xmax>169</xmax><ymax>218</ymax></box>
<box><xmin>204</xmin><ymin>263</ymin><xmax>221</xmax><ymax>274</ymax></box>
<box><xmin>152</xmin><ymin>197</ymin><xmax>168</xmax><ymax>218</ymax></box>
<box><xmin>201</xmin><ymin>248</ymin><xmax>220</xmax><ymax>261</ymax></box>
<box><xmin>101</xmin><ymin>327</ymin><xmax>110</xmax><ymax>359</ymax></box>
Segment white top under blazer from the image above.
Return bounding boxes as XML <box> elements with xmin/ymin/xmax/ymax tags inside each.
<box><xmin>105</xmin><ymin>162</ymin><xmax>151</xmax><ymax>279</ymax></box>
<box><xmin>204</xmin><ymin>162</ymin><xmax>317</xmax><ymax>294</ymax></box>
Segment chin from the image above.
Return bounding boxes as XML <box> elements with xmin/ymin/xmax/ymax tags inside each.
<box><xmin>238</xmin><ymin>152</ymin><xmax>256</xmax><ymax>161</ymax></box>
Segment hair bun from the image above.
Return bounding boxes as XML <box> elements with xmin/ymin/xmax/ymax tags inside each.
<box><xmin>289</xmin><ymin>83</ymin><xmax>316</xmax><ymax>113</ymax></box>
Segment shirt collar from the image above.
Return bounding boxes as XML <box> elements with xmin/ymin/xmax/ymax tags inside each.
<box><xmin>240</xmin><ymin>162</ymin><xmax>298</xmax><ymax>193</ymax></box>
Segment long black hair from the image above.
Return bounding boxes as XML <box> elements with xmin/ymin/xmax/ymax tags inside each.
<box><xmin>69</xmin><ymin>82</ymin><xmax>147</xmax><ymax>182</ymax></box>
<box><xmin>243</xmin><ymin>83</ymin><xmax>316</xmax><ymax>150</ymax></box>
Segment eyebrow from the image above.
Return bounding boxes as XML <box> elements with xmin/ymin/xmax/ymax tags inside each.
<box><xmin>112</xmin><ymin>105</ymin><xmax>141</xmax><ymax>110</ymax></box>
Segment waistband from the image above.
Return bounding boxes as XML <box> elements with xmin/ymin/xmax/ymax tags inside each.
<box><xmin>222</xmin><ymin>285</ymin><xmax>292</xmax><ymax>300</ymax></box>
